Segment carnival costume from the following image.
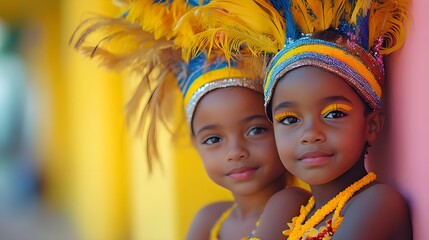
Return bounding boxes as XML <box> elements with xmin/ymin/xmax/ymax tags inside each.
<box><xmin>178</xmin><ymin>0</ymin><xmax>410</xmax><ymax>239</ymax></box>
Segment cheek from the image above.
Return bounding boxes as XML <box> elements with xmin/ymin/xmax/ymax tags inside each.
<box><xmin>333</xmin><ymin>120</ymin><xmax>367</xmax><ymax>148</ymax></box>
<box><xmin>196</xmin><ymin>148</ymin><xmax>221</xmax><ymax>170</ymax></box>
<box><xmin>274</xmin><ymin>139</ymin><xmax>296</xmax><ymax>172</ymax></box>
<box><xmin>201</xmin><ymin>157</ymin><xmax>223</xmax><ymax>180</ymax></box>
<box><xmin>274</xmin><ymin>128</ymin><xmax>295</xmax><ymax>156</ymax></box>
<box><xmin>254</xmin><ymin>137</ymin><xmax>279</xmax><ymax>158</ymax></box>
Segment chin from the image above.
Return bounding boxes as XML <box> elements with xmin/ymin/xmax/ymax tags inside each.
<box><xmin>296</xmin><ymin>172</ymin><xmax>335</xmax><ymax>186</ymax></box>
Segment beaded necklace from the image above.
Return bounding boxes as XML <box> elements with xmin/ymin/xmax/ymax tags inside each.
<box><xmin>284</xmin><ymin>172</ymin><xmax>376</xmax><ymax>240</ymax></box>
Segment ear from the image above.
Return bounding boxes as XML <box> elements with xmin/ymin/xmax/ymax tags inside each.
<box><xmin>366</xmin><ymin>110</ymin><xmax>385</xmax><ymax>144</ymax></box>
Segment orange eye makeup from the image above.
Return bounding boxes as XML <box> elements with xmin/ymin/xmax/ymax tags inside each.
<box><xmin>274</xmin><ymin>111</ymin><xmax>298</xmax><ymax>122</ymax></box>
<box><xmin>321</xmin><ymin>103</ymin><xmax>352</xmax><ymax>115</ymax></box>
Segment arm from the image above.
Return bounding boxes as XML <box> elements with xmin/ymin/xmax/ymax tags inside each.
<box><xmin>251</xmin><ymin>187</ymin><xmax>311</xmax><ymax>240</ymax></box>
<box><xmin>186</xmin><ymin>201</ymin><xmax>234</xmax><ymax>240</ymax></box>
<box><xmin>333</xmin><ymin>184</ymin><xmax>413</xmax><ymax>240</ymax></box>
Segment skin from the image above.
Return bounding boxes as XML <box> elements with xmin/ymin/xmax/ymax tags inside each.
<box><xmin>270</xmin><ymin>66</ymin><xmax>412</xmax><ymax>240</ymax></box>
<box><xmin>186</xmin><ymin>87</ymin><xmax>310</xmax><ymax>240</ymax></box>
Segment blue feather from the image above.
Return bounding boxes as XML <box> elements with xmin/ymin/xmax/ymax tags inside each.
<box><xmin>270</xmin><ymin>0</ymin><xmax>299</xmax><ymax>41</ymax></box>
<box><xmin>356</xmin><ymin>14</ymin><xmax>369</xmax><ymax>50</ymax></box>
<box><xmin>187</xmin><ymin>0</ymin><xmax>210</xmax><ymax>7</ymax></box>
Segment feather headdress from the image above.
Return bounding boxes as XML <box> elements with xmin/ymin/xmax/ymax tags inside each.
<box><xmin>123</xmin><ymin>0</ymin><xmax>191</xmax><ymax>40</ymax></box>
<box><xmin>249</xmin><ymin>0</ymin><xmax>410</xmax><ymax>56</ymax></box>
<box><xmin>264</xmin><ymin>0</ymin><xmax>410</xmax><ymax>114</ymax></box>
<box><xmin>178</xmin><ymin>0</ymin><xmax>410</xmax><ymax>114</ymax></box>
<box><xmin>173</xmin><ymin>0</ymin><xmax>286</xmax><ymax>61</ymax></box>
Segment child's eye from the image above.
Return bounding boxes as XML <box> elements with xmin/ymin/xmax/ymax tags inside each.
<box><xmin>274</xmin><ymin>112</ymin><xmax>301</xmax><ymax>125</ymax></box>
<box><xmin>324</xmin><ymin>110</ymin><xmax>347</xmax><ymax>119</ymax></box>
<box><xmin>203</xmin><ymin>136</ymin><xmax>222</xmax><ymax>145</ymax></box>
<box><xmin>321</xmin><ymin>104</ymin><xmax>352</xmax><ymax>119</ymax></box>
<box><xmin>247</xmin><ymin>127</ymin><xmax>266</xmax><ymax>136</ymax></box>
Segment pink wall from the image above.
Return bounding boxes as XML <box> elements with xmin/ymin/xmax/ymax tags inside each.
<box><xmin>369</xmin><ymin>0</ymin><xmax>429</xmax><ymax>239</ymax></box>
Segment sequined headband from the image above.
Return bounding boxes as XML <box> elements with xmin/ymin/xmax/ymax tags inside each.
<box><xmin>182</xmin><ymin>67</ymin><xmax>262</xmax><ymax>125</ymax></box>
<box><xmin>264</xmin><ymin>37</ymin><xmax>384</xmax><ymax>115</ymax></box>
<box><xmin>174</xmin><ymin>51</ymin><xmax>263</xmax><ymax>125</ymax></box>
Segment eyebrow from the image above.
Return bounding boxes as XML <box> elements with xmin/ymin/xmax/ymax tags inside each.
<box><xmin>195</xmin><ymin>114</ymin><xmax>267</xmax><ymax>135</ymax></box>
<box><xmin>195</xmin><ymin>124</ymin><xmax>217</xmax><ymax>136</ymax></box>
<box><xmin>321</xmin><ymin>96</ymin><xmax>353</xmax><ymax>105</ymax></box>
<box><xmin>273</xmin><ymin>102</ymin><xmax>296</xmax><ymax>112</ymax></box>
<box><xmin>241</xmin><ymin>114</ymin><xmax>268</xmax><ymax>123</ymax></box>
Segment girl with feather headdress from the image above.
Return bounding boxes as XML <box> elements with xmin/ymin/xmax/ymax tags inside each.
<box><xmin>70</xmin><ymin>1</ymin><xmax>311</xmax><ymax>239</ymax></box>
<box><xmin>178</xmin><ymin>0</ymin><xmax>413</xmax><ymax>239</ymax></box>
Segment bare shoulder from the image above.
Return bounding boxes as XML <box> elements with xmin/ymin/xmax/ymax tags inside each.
<box><xmin>334</xmin><ymin>183</ymin><xmax>413</xmax><ymax>240</ymax></box>
<box><xmin>262</xmin><ymin>187</ymin><xmax>312</xmax><ymax>216</ymax></box>
<box><xmin>270</xmin><ymin>186</ymin><xmax>312</xmax><ymax>205</ymax></box>
<box><xmin>262</xmin><ymin>187</ymin><xmax>311</xmax><ymax>223</ymax></box>
<box><xmin>186</xmin><ymin>201</ymin><xmax>234</xmax><ymax>240</ymax></box>
<box><xmin>253</xmin><ymin>187</ymin><xmax>311</xmax><ymax>240</ymax></box>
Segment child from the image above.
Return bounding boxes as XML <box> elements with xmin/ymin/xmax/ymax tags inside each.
<box><xmin>70</xmin><ymin>1</ymin><xmax>310</xmax><ymax>239</ymax></box>
<box><xmin>184</xmin><ymin>53</ymin><xmax>310</xmax><ymax>240</ymax></box>
<box><xmin>264</xmin><ymin>2</ymin><xmax>412</xmax><ymax>240</ymax></box>
<box><xmin>191</xmin><ymin>0</ymin><xmax>413</xmax><ymax>239</ymax></box>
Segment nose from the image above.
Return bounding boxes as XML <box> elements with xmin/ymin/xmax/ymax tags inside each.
<box><xmin>226</xmin><ymin>138</ymin><xmax>249</xmax><ymax>161</ymax></box>
<box><xmin>300</xmin><ymin>118</ymin><xmax>326</xmax><ymax>144</ymax></box>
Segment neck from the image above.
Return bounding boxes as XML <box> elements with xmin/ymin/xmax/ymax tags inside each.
<box><xmin>232</xmin><ymin>173</ymin><xmax>285</xmax><ymax>219</ymax></box>
<box><xmin>310</xmin><ymin>158</ymin><xmax>368</xmax><ymax>209</ymax></box>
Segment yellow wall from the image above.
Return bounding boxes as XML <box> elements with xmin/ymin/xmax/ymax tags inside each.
<box><xmin>0</xmin><ymin>1</ymin><xmax>252</xmax><ymax>239</ymax></box>
<box><xmin>62</xmin><ymin>1</ymin><xmax>130</xmax><ymax>240</ymax></box>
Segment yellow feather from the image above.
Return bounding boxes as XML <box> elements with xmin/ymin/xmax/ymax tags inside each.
<box><xmin>350</xmin><ymin>0</ymin><xmax>372</xmax><ymax>24</ymax></box>
<box><xmin>70</xmin><ymin>15</ymin><xmax>184</xmax><ymax>172</ymax></box>
<box><xmin>330</xmin><ymin>0</ymin><xmax>348</xmax><ymax>28</ymax></box>
<box><xmin>173</xmin><ymin>0</ymin><xmax>285</xmax><ymax>61</ymax></box>
<box><xmin>126</xmin><ymin>0</ymin><xmax>190</xmax><ymax>40</ymax></box>
<box><xmin>291</xmin><ymin>0</ymin><xmax>314</xmax><ymax>33</ymax></box>
<box><xmin>369</xmin><ymin>0</ymin><xmax>411</xmax><ymax>54</ymax></box>
<box><xmin>291</xmin><ymin>0</ymin><xmax>347</xmax><ymax>33</ymax></box>
<box><xmin>344</xmin><ymin>0</ymin><xmax>353</xmax><ymax>20</ymax></box>
<box><xmin>236</xmin><ymin>54</ymin><xmax>266</xmax><ymax>81</ymax></box>
<box><xmin>306</xmin><ymin>0</ymin><xmax>325</xmax><ymax>31</ymax></box>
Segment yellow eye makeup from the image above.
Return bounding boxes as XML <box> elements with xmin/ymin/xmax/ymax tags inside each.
<box><xmin>321</xmin><ymin>103</ymin><xmax>352</xmax><ymax>115</ymax></box>
<box><xmin>274</xmin><ymin>112</ymin><xmax>298</xmax><ymax>122</ymax></box>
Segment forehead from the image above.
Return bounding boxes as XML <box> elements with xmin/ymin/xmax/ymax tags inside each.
<box><xmin>272</xmin><ymin>66</ymin><xmax>363</xmax><ymax>106</ymax></box>
<box><xmin>192</xmin><ymin>87</ymin><xmax>265</xmax><ymax>127</ymax></box>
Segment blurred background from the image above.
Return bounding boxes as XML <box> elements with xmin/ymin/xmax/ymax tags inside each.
<box><xmin>1</xmin><ymin>0</ymin><xmax>428</xmax><ymax>240</ymax></box>
<box><xmin>0</xmin><ymin>1</ymin><xmax>232</xmax><ymax>240</ymax></box>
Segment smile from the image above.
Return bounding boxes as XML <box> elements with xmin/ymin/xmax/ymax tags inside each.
<box><xmin>298</xmin><ymin>151</ymin><xmax>334</xmax><ymax>167</ymax></box>
<box><xmin>227</xmin><ymin>167</ymin><xmax>258</xmax><ymax>181</ymax></box>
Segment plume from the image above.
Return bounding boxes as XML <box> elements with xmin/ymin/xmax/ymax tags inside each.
<box><xmin>350</xmin><ymin>0</ymin><xmax>373</xmax><ymax>23</ymax></box>
<box><xmin>70</xmin><ymin>15</ymin><xmax>184</xmax><ymax>172</ymax></box>
<box><xmin>290</xmin><ymin>0</ymin><xmax>348</xmax><ymax>33</ymax></box>
<box><xmin>174</xmin><ymin>0</ymin><xmax>285</xmax><ymax>61</ymax></box>
<box><xmin>368</xmin><ymin>0</ymin><xmax>410</xmax><ymax>54</ymax></box>
<box><xmin>125</xmin><ymin>0</ymin><xmax>190</xmax><ymax>40</ymax></box>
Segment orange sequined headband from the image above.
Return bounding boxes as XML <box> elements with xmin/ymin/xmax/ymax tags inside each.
<box><xmin>264</xmin><ymin>37</ymin><xmax>384</xmax><ymax>114</ymax></box>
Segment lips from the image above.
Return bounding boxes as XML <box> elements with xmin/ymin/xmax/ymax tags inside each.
<box><xmin>299</xmin><ymin>151</ymin><xmax>333</xmax><ymax>160</ymax></box>
<box><xmin>298</xmin><ymin>151</ymin><xmax>333</xmax><ymax>167</ymax></box>
<box><xmin>227</xmin><ymin>167</ymin><xmax>258</xmax><ymax>181</ymax></box>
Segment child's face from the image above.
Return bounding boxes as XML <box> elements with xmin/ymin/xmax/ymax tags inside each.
<box><xmin>191</xmin><ymin>87</ymin><xmax>285</xmax><ymax>196</ymax></box>
<box><xmin>271</xmin><ymin>66</ymin><xmax>375</xmax><ymax>185</ymax></box>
